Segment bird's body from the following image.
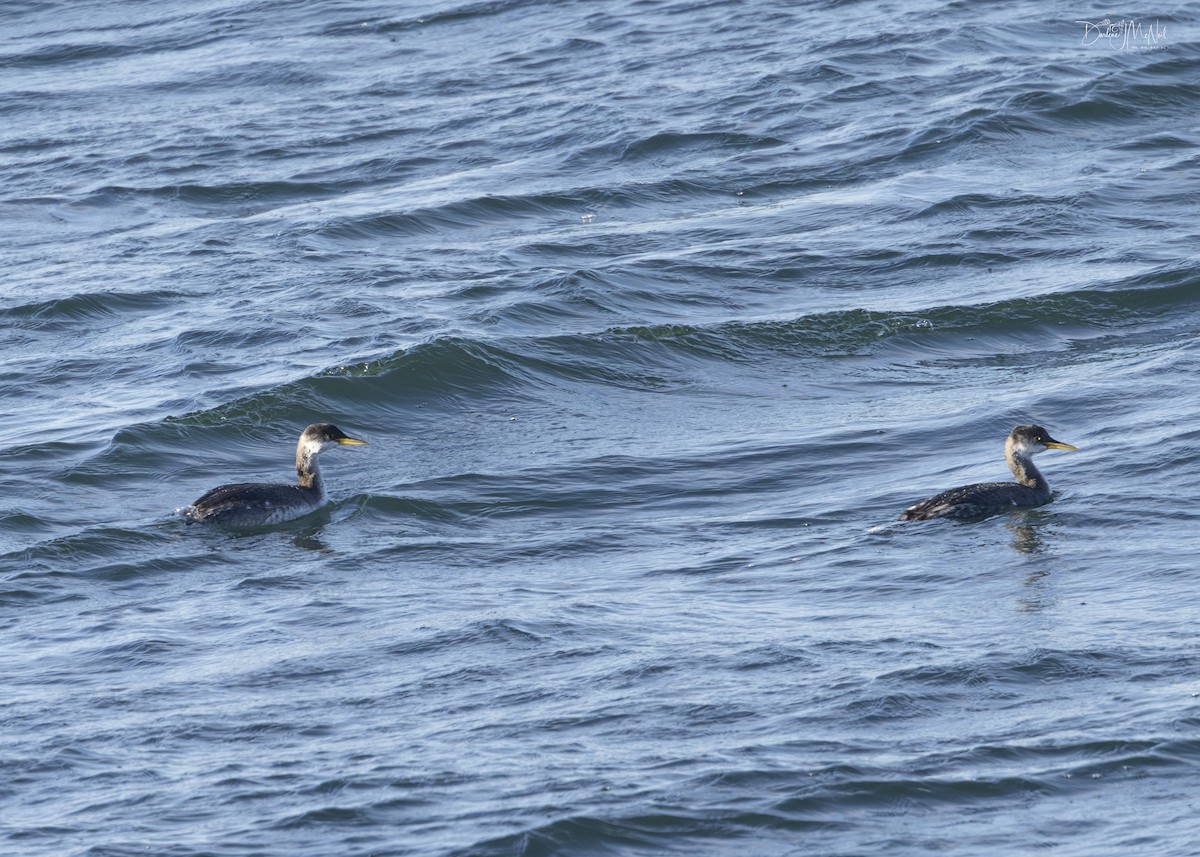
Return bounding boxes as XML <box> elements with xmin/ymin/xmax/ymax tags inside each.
<box><xmin>900</xmin><ymin>424</ymin><xmax>1077</xmax><ymax>521</ymax></box>
<box><xmin>181</xmin><ymin>423</ymin><xmax>367</xmax><ymax>527</ymax></box>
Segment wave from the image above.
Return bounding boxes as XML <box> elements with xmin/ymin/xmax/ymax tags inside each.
<box><xmin>455</xmin><ymin>735</ymin><xmax>1193</xmax><ymax>856</ymax></box>
<box><xmin>131</xmin><ymin>263</ymin><xmax>1197</xmax><ymax>436</ymax></box>
<box><xmin>0</xmin><ymin>288</ymin><xmax>185</xmax><ymax>331</ymax></box>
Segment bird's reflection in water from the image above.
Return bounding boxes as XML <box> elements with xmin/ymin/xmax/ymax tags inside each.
<box><xmin>1007</xmin><ymin>520</ymin><xmax>1044</xmax><ymax>555</ymax></box>
<box><xmin>1016</xmin><ymin>567</ymin><xmax>1054</xmax><ymax>613</ymax></box>
<box><xmin>1005</xmin><ymin>516</ymin><xmax>1058</xmax><ymax>611</ymax></box>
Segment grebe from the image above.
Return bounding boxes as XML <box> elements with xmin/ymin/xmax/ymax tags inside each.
<box><xmin>900</xmin><ymin>424</ymin><xmax>1077</xmax><ymax>521</ymax></box>
<box><xmin>182</xmin><ymin>423</ymin><xmax>367</xmax><ymax>526</ymax></box>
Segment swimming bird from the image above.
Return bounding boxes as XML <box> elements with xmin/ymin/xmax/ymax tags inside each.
<box><xmin>181</xmin><ymin>423</ymin><xmax>368</xmax><ymax>526</ymax></box>
<box><xmin>899</xmin><ymin>424</ymin><xmax>1077</xmax><ymax>521</ymax></box>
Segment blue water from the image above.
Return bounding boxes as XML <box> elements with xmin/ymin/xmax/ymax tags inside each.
<box><xmin>3</xmin><ymin>1</ymin><xmax>1200</xmax><ymax>854</ymax></box>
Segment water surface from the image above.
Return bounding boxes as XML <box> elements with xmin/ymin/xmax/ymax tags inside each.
<box><xmin>3</xmin><ymin>2</ymin><xmax>1200</xmax><ymax>855</ymax></box>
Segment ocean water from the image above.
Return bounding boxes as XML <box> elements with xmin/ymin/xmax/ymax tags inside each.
<box><xmin>3</xmin><ymin>0</ymin><xmax>1200</xmax><ymax>854</ymax></box>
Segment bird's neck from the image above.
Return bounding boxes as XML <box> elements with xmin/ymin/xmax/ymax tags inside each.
<box><xmin>1007</xmin><ymin>450</ymin><xmax>1046</xmax><ymax>490</ymax></box>
<box><xmin>296</xmin><ymin>448</ymin><xmax>324</xmax><ymax>492</ymax></box>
